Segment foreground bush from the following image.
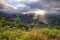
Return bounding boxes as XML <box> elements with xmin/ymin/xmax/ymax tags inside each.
<box><xmin>0</xmin><ymin>29</ymin><xmax>24</xmax><ymax>40</ymax></box>
<box><xmin>0</xmin><ymin>28</ymin><xmax>60</xmax><ymax>40</ymax></box>
<box><xmin>0</xmin><ymin>29</ymin><xmax>48</xmax><ymax>40</ymax></box>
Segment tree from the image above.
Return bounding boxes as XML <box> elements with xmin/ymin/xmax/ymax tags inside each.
<box><xmin>13</xmin><ymin>14</ymin><xmax>21</xmax><ymax>27</ymax></box>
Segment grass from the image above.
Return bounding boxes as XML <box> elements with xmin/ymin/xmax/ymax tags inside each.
<box><xmin>0</xmin><ymin>28</ymin><xmax>60</xmax><ymax>40</ymax></box>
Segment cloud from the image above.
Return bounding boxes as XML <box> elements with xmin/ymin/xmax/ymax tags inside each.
<box><xmin>22</xmin><ymin>9</ymin><xmax>47</xmax><ymax>23</ymax></box>
<box><xmin>22</xmin><ymin>9</ymin><xmax>46</xmax><ymax>15</ymax></box>
<box><xmin>0</xmin><ymin>0</ymin><xmax>60</xmax><ymax>14</ymax></box>
<box><xmin>12</xmin><ymin>0</ymin><xmax>39</xmax><ymax>2</ymax></box>
<box><xmin>0</xmin><ymin>0</ymin><xmax>39</xmax><ymax>9</ymax></box>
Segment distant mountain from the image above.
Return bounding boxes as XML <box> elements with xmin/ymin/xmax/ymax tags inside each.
<box><xmin>45</xmin><ymin>13</ymin><xmax>60</xmax><ymax>25</ymax></box>
<box><xmin>0</xmin><ymin>10</ymin><xmax>60</xmax><ymax>24</ymax></box>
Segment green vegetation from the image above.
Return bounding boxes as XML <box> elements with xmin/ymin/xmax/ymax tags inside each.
<box><xmin>0</xmin><ymin>14</ymin><xmax>60</xmax><ymax>40</ymax></box>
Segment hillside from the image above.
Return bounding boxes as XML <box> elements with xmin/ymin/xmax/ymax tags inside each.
<box><xmin>0</xmin><ymin>14</ymin><xmax>60</xmax><ymax>40</ymax></box>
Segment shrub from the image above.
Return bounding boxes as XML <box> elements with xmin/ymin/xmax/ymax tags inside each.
<box><xmin>24</xmin><ymin>29</ymin><xmax>48</xmax><ymax>40</ymax></box>
<box><xmin>0</xmin><ymin>30</ymin><xmax>24</xmax><ymax>40</ymax></box>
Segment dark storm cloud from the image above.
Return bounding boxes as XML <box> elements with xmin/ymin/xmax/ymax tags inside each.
<box><xmin>0</xmin><ymin>4</ymin><xmax>4</xmax><ymax>9</ymax></box>
<box><xmin>27</xmin><ymin>0</ymin><xmax>60</xmax><ymax>10</ymax></box>
<box><xmin>31</xmin><ymin>0</ymin><xmax>60</xmax><ymax>14</ymax></box>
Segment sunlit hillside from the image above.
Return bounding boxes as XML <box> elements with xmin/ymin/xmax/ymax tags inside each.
<box><xmin>0</xmin><ymin>14</ymin><xmax>60</xmax><ymax>40</ymax></box>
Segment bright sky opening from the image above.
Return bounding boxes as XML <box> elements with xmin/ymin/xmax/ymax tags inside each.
<box><xmin>1</xmin><ymin>0</ymin><xmax>39</xmax><ymax>9</ymax></box>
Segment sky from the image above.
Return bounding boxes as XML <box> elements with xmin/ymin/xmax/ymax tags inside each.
<box><xmin>0</xmin><ymin>0</ymin><xmax>60</xmax><ymax>14</ymax></box>
<box><xmin>1</xmin><ymin>0</ymin><xmax>39</xmax><ymax>9</ymax></box>
<box><xmin>0</xmin><ymin>0</ymin><xmax>60</xmax><ymax>23</ymax></box>
<box><xmin>0</xmin><ymin>0</ymin><xmax>39</xmax><ymax>9</ymax></box>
